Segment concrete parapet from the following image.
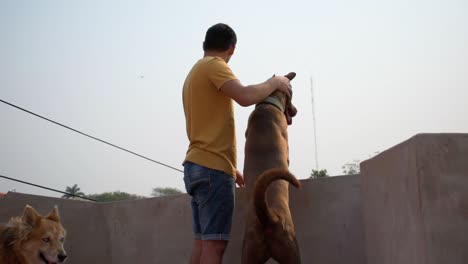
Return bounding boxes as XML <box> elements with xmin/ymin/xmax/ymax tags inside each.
<box><xmin>361</xmin><ymin>133</ymin><xmax>468</xmax><ymax>264</ymax></box>
<box><xmin>2</xmin><ymin>133</ymin><xmax>466</xmax><ymax>263</ymax></box>
<box><xmin>101</xmin><ymin>194</ymin><xmax>193</xmax><ymax>263</ymax></box>
<box><xmin>0</xmin><ymin>175</ymin><xmax>365</xmax><ymax>263</ymax></box>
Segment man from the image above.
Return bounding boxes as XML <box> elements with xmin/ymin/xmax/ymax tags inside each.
<box><xmin>182</xmin><ymin>23</ymin><xmax>292</xmax><ymax>264</ymax></box>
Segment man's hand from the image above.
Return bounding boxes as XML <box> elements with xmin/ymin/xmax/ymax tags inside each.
<box><xmin>220</xmin><ymin>75</ymin><xmax>292</xmax><ymax>107</ymax></box>
<box><xmin>270</xmin><ymin>76</ymin><xmax>292</xmax><ymax>98</ymax></box>
<box><xmin>235</xmin><ymin>170</ymin><xmax>245</xmax><ymax>188</ymax></box>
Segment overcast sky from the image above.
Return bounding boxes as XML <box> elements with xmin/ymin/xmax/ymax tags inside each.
<box><xmin>1</xmin><ymin>0</ymin><xmax>467</xmax><ymax>198</ymax></box>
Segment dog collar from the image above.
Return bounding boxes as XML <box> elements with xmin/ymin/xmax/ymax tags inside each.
<box><xmin>257</xmin><ymin>96</ymin><xmax>284</xmax><ymax>113</ymax></box>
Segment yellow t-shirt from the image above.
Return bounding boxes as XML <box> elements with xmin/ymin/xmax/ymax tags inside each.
<box><xmin>182</xmin><ymin>56</ymin><xmax>238</xmax><ymax>177</ymax></box>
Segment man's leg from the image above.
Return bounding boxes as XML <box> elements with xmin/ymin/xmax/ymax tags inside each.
<box><xmin>184</xmin><ymin>162</ymin><xmax>235</xmax><ymax>264</ymax></box>
<box><xmin>190</xmin><ymin>239</ymin><xmax>202</xmax><ymax>264</ymax></box>
<box><xmin>198</xmin><ymin>169</ymin><xmax>234</xmax><ymax>264</ymax></box>
<box><xmin>184</xmin><ymin>162</ymin><xmax>206</xmax><ymax>264</ymax></box>
<box><xmin>200</xmin><ymin>240</ymin><xmax>228</xmax><ymax>264</ymax></box>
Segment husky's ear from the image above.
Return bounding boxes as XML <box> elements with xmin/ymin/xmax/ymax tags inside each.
<box><xmin>22</xmin><ymin>205</ymin><xmax>41</xmax><ymax>227</ymax></box>
<box><xmin>46</xmin><ymin>205</ymin><xmax>61</xmax><ymax>222</ymax></box>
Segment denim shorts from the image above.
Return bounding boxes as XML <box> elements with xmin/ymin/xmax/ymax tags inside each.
<box><xmin>183</xmin><ymin>161</ymin><xmax>235</xmax><ymax>241</ymax></box>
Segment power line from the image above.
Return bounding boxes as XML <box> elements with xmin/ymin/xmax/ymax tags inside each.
<box><xmin>0</xmin><ymin>174</ymin><xmax>97</xmax><ymax>202</ymax></box>
<box><xmin>0</xmin><ymin>98</ymin><xmax>183</xmax><ymax>173</ymax></box>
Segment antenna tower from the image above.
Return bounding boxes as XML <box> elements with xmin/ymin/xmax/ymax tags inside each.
<box><xmin>310</xmin><ymin>76</ymin><xmax>319</xmax><ymax>171</ymax></box>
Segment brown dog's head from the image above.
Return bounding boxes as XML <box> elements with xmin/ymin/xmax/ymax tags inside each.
<box><xmin>19</xmin><ymin>205</ymin><xmax>68</xmax><ymax>264</ymax></box>
<box><xmin>270</xmin><ymin>72</ymin><xmax>298</xmax><ymax>125</ymax></box>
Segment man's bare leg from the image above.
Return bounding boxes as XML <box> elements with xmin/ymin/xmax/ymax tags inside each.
<box><xmin>190</xmin><ymin>240</ymin><xmax>202</xmax><ymax>264</ymax></box>
<box><xmin>200</xmin><ymin>240</ymin><xmax>228</xmax><ymax>264</ymax></box>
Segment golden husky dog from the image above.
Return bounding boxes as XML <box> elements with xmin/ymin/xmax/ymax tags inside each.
<box><xmin>0</xmin><ymin>205</ymin><xmax>67</xmax><ymax>264</ymax></box>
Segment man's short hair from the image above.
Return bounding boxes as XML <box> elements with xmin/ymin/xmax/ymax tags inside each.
<box><xmin>203</xmin><ymin>23</ymin><xmax>237</xmax><ymax>51</ymax></box>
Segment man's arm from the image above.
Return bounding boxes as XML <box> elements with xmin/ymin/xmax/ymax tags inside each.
<box><xmin>220</xmin><ymin>76</ymin><xmax>291</xmax><ymax>107</ymax></box>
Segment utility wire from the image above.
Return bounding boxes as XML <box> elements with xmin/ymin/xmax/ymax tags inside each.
<box><xmin>0</xmin><ymin>99</ymin><xmax>183</xmax><ymax>173</ymax></box>
<box><xmin>0</xmin><ymin>174</ymin><xmax>97</xmax><ymax>202</ymax></box>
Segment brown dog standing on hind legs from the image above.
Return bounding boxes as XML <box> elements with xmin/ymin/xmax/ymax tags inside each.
<box><xmin>0</xmin><ymin>205</ymin><xmax>67</xmax><ymax>264</ymax></box>
<box><xmin>242</xmin><ymin>72</ymin><xmax>302</xmax><ymax>264</ymax></box>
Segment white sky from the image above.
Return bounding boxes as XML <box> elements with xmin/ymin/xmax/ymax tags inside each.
<box><xmin>1</xmin><ymin>0</ymin><xmax>467</xmax><ymax>198</ymax></box>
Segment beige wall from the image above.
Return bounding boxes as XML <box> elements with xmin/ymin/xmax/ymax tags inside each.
<box><xmin>361</xmin><ymin>133</ymin><xmax>468</xmax><ymax>264</ymax></box>
<box><xmin>2</xmin><ymin>133</ymin><xmax>466</xmax><ymax>264</ymax></box>
<box><xmin>0</xmin><ymin>175</ymin><xmax>364</xmax><ymax>264</ymax></box>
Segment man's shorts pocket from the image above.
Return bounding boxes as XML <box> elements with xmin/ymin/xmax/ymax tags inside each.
<box><xmin>184</xmin><ymin>162</ymin><xmax>212</xmax><ymax>205</ymax></box>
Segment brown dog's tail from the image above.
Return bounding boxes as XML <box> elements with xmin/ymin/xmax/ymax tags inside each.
<box><xmin>253</xmin><ymin>168</ymin><xmax>301</xmax><ymax>226</ymax></box>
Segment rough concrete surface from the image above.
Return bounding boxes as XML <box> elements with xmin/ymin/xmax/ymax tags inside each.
<box><xmin>361</xmin><ymin>133</ymin><xmax>468</xmax><ymax>264</ymax></box>
<box><xmin>0</xmin><ymin>175</ymin><xmax>365</xmax><ymax>264</ymax></box>
<box><xmin>2</xmin><ymin>133</ymin><xmax>466</xmax><ymax>264</ymax></box>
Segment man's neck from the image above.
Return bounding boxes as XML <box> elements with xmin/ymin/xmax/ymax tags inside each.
<box><xmin>204</xmin><ymin>51</ymin><xmax>229</xmax><ymax>63</ymax></box>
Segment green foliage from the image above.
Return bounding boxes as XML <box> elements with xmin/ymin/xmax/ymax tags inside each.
<box><xmin>151</xmin><ymin>187</ymin><xmax>183</xmax><ymax>197</ymax></box>
<box><xmin>342</xmin><ymin>160</ymin><xmax>360</xmax><ymax>175</ymax></box>
<box><xmin>341</xmin><ymin>152</ymin><xmax>379</xmax><ymax>176</ymax></box>
<box><xmin>310</xmin><ymin>169</ymin><xmax>329</xmax><ymax>179</ymax></box>
<box><xmin>86</xmin><ymin>191</ymin><xmax>146</xmax><ymax>202</ymax></box>
<box><xmin>62</xmin><ymin>184</ymin><xmax>85</xmax><ymax>199</ymax></box>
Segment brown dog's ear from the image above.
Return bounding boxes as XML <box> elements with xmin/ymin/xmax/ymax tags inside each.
<box><xmin>22</xmin><ymin>205</ymin><xmax>41</xmax><ymax>227</ymax></box>
<box><xmin>284</xmin><ymin>72</ymin><xmax>296</xmax><ymax>81</ymax></box>
<box><xmin>286</xmin><ymin>103</ymin><xmax>298</xmax><ymax>125</ymax></box>
<box><xmin>283</xmin><ymin>72</ymin><xmax>297</xmax><ymax>125</ymax></box>
<box><xmin>47</xmin><ymin>205</ymin><xmax>61</xmax><ymax>222</ymax></box>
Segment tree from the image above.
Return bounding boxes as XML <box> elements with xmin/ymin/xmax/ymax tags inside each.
<box><xmin>342</xmin><ymin>160</ymin><xmax>361</xmax><ymax>175</ymax></box>
<box><xmin>341</xmin><ymin>152</ymin><xmax>379</xmax><ymax>176</ymax></box>
<box><xmin>151</xmin><ymin>187</ymin><xmax>183</xmax><ymax>197</ymax></box>
<box><xmin>86</xmin><ymin>191</ymin><xmax>146</xmax><ymax>202</ymax></box>
<box><xmin>62</xmin><ymin>184</ymin><xmax>85</xmax><ymax>199</ymax></box>
<box><xmin>310</xmin><ymin>169</ymin><xmax>329</xmax><ymax>179</ymax></box>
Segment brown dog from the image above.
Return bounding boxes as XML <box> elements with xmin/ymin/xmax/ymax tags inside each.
<box><xmin>0</xmin><ymin>205</ymin><xmax>67</xmax><ymax>264</ymax></box>
<box><xmin>242</xmin><ymin>72</ymin><xmax>302</xmax><ymax>263</ymax></box>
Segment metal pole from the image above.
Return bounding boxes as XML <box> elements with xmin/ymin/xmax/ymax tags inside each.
<box><xmin>310</xmin><ymin>76</ymin><xmax>319</xmax><ymax>171</ymax></box>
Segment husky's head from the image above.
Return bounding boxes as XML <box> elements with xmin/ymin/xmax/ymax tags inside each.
<box><xmin>17</xmin><ymin>205</ymin><xmax>67</xmax><ymax>264</ymax></box>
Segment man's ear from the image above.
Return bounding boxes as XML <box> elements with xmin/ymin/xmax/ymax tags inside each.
<box><xmin>228</xmin><ymin>45</ymin><xmax>235</xmax><ymax>56</ymax></box>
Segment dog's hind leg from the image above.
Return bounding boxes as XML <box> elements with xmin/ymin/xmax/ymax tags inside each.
<box><xmin>271</xmin><ymin>236</ymin><xmax>302</xmax><ymax>264</ymax></box>
<box><xmin>241</xmin><ymin>238</ymin><xmax>269</xmax><ymax>264</ymax></box>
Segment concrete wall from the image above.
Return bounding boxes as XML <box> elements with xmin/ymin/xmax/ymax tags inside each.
<box><xmin>0</xmin><ymin>175</ymin><xmax>365</xmax><ymax>264</ymax></box>
<box><xmin>361</xmin><ymin>133</ymin><xmax>468</xmax><ymax>264</ymax></box>
<box><xmin>3</xmin><ymin>133</ymin><xmax>466</xmax><ymax>264</ymax></box>
<box><xmin>101</xmin><ymin>194</ymin><xmax>193</xmax><ymax>263</ymax></box>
